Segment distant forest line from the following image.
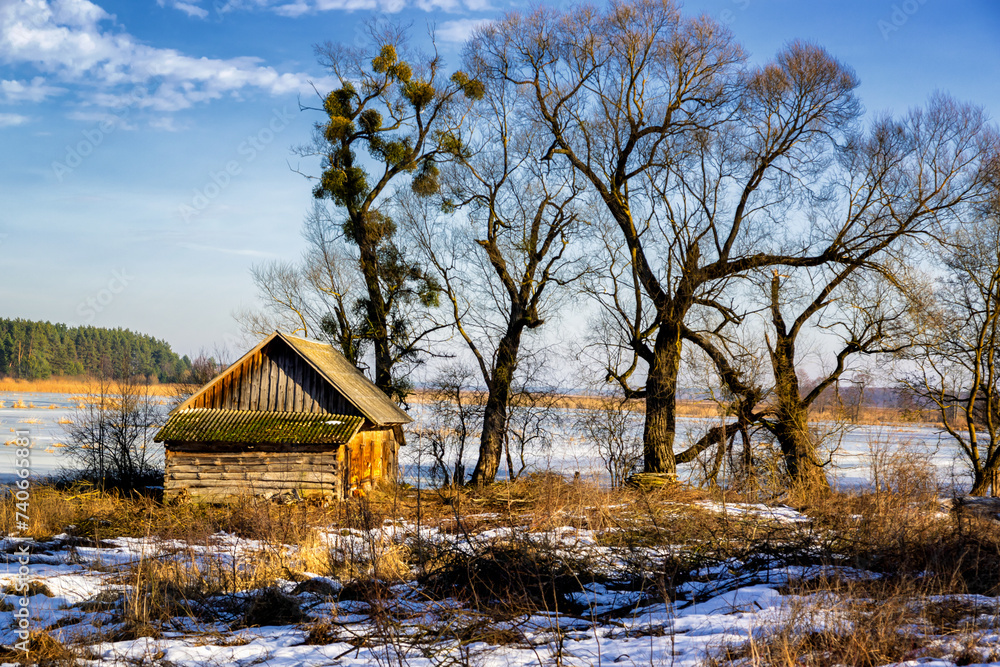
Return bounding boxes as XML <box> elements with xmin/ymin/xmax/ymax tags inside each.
<box><xmin>0</xmin><ymin>318</ymin><xmax>193</xmax><ymax>383</ymax></box>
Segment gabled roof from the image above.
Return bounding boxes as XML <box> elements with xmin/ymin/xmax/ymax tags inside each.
<box><xmin>155</xmin><ymin>409</ymin><xmax>364</xmax><ymax>444</ymax></box>
<box><xmin>175</xmin><ymin>331</ymin><xmax>412</xmax><ymax>426</ymax></box>
<box><xmin>278</xmin><ymin>333</ymin><xmax>412</xmax><ymax>425</ymax></box>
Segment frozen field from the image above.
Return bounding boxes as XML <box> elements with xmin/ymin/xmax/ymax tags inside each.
<box><xmin>1</xmin><ymin>500</ymin><xmax>998</xmax><ymax>666</ymax></box>
<box><xmin>0</xmin><ymin>391</ymin><xmax>974</xmax><ymax>491</ymax></box>
<box><xmin>0</xmin><ymin>392</ymin><xmax>167</xmax><ymax>485</ymax></box>
<box><xmin>1</xmin><ymin>391</ymin><xmax>998</xmax><ymax>666</ymax></box>
<box><xmin>400</xmin><ymin>403</ymin><xmax>970</xmax><ymax>492</ymax></box>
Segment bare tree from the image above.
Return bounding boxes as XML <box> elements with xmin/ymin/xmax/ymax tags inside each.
<box><xmin>755</xmin><ymin>267</ymin><xmax>914</xmax><ymax>489</ymax></box>
<box><xmin>240</xmin><ymin>199</ymin><xmax>451</xmax><ymax>399</ymax></box>
<box><xmin>241</xmin><ymin>204</ymin><xmax>388</xmax><ymax>359</ymax></box>
<box><xmin>575</xmin><ymin>387</ymin><xmax>643</xmax><ymax>488</ymax></box>
<box><xmin>706</xmin><ymin>94</ymin><xmax>1000</xmax><ymax>490</ymax></box>
<box><xmin>65</xmin><ymin>354</ymin><xmax>163</xmax><ymax>491</ymax></box>
<box><xmin>416</xmin><ymin>363</ymin><xmax>484</xmax><ymax>488</ymax></box>
<box><xmin>501</xmin><ymin>352</ymin><xmax>563</xmax><ymax>482</ymax></box>
<box><xmin>170</xmin><ymin>347</ymin><xmax>229</xmax><ymax>410</ymax></box>
<box><xmin>904</xmin><ymin>206</ymin><xmax>1000</xmax><ymax>496</ymax></box>
<box><xmin>469</xmin><ymin>3</ymin><xmax>867</xmax><ymax>476</ymax></box>
<box><xmin>469</xmin><ymin>0</ymin><xmax>999</xmax><ymax>481</ymax></box>
<box><xmin>404</xmin><ymin>68</ymin><xmax>588</xmax><ymax>486</ymax></box>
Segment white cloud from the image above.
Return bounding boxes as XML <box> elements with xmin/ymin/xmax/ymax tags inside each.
<box><xmin>65</xmin><ymin>108</ymin><xmax>136</xmax><ymax>129</ymax></box>
<box><xmin>313</xmin><ymin>0</ymin><xmax>397</xmax><ymax>10</ymax></box>
<box><xmin>0</xmin><ymin>112</ymin><xmax>31</xmax><ymax>127</ymax></box>
<box><xmin>218</xmin><ymin>0</ymin><xmax>485</xmax><ymax>15</ymax></box>
<box><xmin>0</xmin><ymin>0</ymin><xmax>321</xmax><ymax>112</ymax></box>
<box><xmin>157</xmin><ymin>0</ymin><xmax>210</xmax><ymax>19</ymax></box>
<box><xmin>273</xmin><ymin>1</ymin><xmax>310</xmax><ymax>16</ymax></box>
<box><xmin>148</xmin><ymin>116</ymin><xmax>185</xmax><ymax>131</ymax></box>
<box><xmin>416</xmin><ymin>0</ymin><xmax>461</xmax><ymax>11</ymax></box>
<box><xmin>0</xmin><ymin>76</ymin><xmax>65</xmax><ymax>103</ymax></box>
<box><xmin>435</xmin><ymin>17</ymin><xmax>490</xmax><ymax>44</ymax></box>
<box><xmin>212</xmin><ymin>0</ymin><xmax>273</xmax><ymax>15</ymax></box>
<box><xmin>50</xmin><ymin>0</ymin><xmax>110</xmax><ymax>29</ymax></box>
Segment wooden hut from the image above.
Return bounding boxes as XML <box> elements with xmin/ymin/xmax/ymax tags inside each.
<box><xmin>155</xmin><ymin>331</ymin><xmax>411</xmax><ymax>502</ymax></box>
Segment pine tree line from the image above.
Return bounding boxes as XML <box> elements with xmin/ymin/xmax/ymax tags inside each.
<box><xmin>0</xmin><ymin>318</ymin><xmax>192</xmax><ymax>382</ymax></box>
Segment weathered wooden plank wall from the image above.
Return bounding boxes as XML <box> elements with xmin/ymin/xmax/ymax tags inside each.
<box><xmin>165</xmin><ymin>429</ymin><xmax>401</xmax><ymax>500</ymax></box>
<box><xmin>345</xmin><ymin>429</ymin><xmax>397</xmax><ymax>491</ymax></box>
<box><xmin>190</xmin><ymin>340</ymin><xmax>362</xmax><ymax>416</ymax></box>
<box><xmin>164</xmin><ymin>448</ymin><xmax>344</xmax><ymax>501</ymax></box>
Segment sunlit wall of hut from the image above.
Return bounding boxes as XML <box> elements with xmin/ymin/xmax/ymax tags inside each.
<box><xmin>154</xmin><ymin>331</ymin><xmax>411</xmax><ymax>502</ymax></box>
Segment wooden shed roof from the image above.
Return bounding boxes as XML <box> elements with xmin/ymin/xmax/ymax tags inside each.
<box><xmin>156</xmin><ymin>409</ymin><xmax>364</xmax><ymax>444</ymax></box>
<box><xmin>175</xmin><ymin>331</ymin><xmax>412</xmax><ymax>426</ymax></box>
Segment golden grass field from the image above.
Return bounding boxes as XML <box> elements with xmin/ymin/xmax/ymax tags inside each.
<box><xmin>408</xmin><ymin>389</ymin><xmax>943</xmax><ymax>426</ymax></box>
<box><xmin>0</xmin><ymin>377</ymin><xmax>942</xmax><ymax>425</ymax></box>
<box><xmin>0</xmin><ymin>377</ymin><xmax>183</xmax><ymax>396</ymax></box>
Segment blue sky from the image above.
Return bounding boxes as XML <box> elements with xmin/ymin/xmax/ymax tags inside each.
<box><xmin>1</xmin><ymin>0</ymin><xmax>998</xmax><ymax>358</ymax></box>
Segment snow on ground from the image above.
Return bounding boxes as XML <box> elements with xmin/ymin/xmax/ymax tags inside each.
<box><xmin>696</xmin><ymin>501</ymin><xmax>812</xmax><ymax>524</ymax></box>
<box><xmin>0</xmin><ymin>510</ymin><xmax>997</xmax><ymax>666</ymax></box>
<box><xmin>1</xmin><ymin>391</ymin><xmax>998</xmax><ymax>665</ymax></box>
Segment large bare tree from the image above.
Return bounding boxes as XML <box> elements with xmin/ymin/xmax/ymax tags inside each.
<box><xmin>469</xmin><ymin>0</ymin><xmax>999</xmax><ymax>479</ymax></box>
<box><xmin>405</xmin><ymin>70</ymin><xmax>588</xmax><ymax>485</ymax></box>
<box><xmin>468</xmin><ymin>0</ymin><xmax>888</xmax><ymax>476</ymax></box>
<box><xmin>711</xmin><ymin>96</ymin><xmax>999</xmax><ymax>489</ymax></box>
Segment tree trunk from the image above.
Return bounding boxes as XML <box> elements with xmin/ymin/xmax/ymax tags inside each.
<box><xmin>770</xmin><ymin>402</ymin><xmax>828</xmax><ymax>490</ymax></box>
<box><xmin>970</xmin><ymin>470</ymin><xmax>991</xmax><ymax>497</ymax></box>
<box><xmin>356</xmin><ymin>229</ymin><xmax>394</xmax><ymax>397</ymax></box>
<box><xmin>968</xmin><ymin>453</ymin><xmax>1000</xmax><ymax>497</ymax></box>
<box><xmin>643</xmin><ymin>323</ymin><xmax>682</xmax><ymax>475</ymax></box>
<box><xmin>768</xmin><ymin>314</ymin><xmax>829</xmax><ymax>491</ymax></box>
<box><xmin>470</xmin><ymin>327</ymin><xmax>523</xmax><ymax>486</ymax></box>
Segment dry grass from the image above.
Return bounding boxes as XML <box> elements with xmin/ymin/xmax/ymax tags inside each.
<box><xmin>0</xmin><ymin>631</ymin><xmax>78</xmax><ymax>666</ymax></box>
<box><xmin>408</xmin><ymin>389</ymin><xmax>944</xmax><ymax>426</ymax></box>
<box><xmin>0</xmin><ymin>377</ymin><xmax>182</xmax><ymax>396</ymax></box>
<box><xmin>703</xmin><ymin>446</ymin><xmax>1000</xmax><ymax>667</ymax></box>
<box><xmin>808</xmin><ymin>404</ymin><xmax>942</xmax><ymax>425</ymax></box>
<box><xmin>0</xmin><ymin>482</ymin><xmax>335</xmax><ymax>547</ymax></box>
<box><xmin>4</xmin><ymin>465</ymin><xmax>999</xmax><ymax>661</ymax></box>
<box><xmin>111</xmin><ymin>543</ymin><xmax>313</xmax><ymax>637</ymax></box>
<box><xmin>711</xmin><ymin>572</ymin><xmax>1000</xmax><ymax>667</ymax></box>
<box><xmin>711</xmin><ymin>557</ymin><xmax>998</xmax><ymax>663</ymax></box>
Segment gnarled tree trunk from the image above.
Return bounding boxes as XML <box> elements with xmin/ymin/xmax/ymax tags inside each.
<box><xmin>470</xmin><ymin>327</ymin><xmax>523</xmax><ymax>486</ymax></box>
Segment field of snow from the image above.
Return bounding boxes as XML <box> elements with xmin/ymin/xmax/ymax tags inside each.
<box><xmin>0</xmin><ymin>391</ymin><xmax>975</xmax><ymax>491</ymax></box>
<box><xmin>1</xmin><ymin>390</ymin><xmax>999</xmax><ymax>666</ymax></box>
<box><xmin>0</xmin><ymin>392</ymin><xmax>167</xmax><ymax>485</ymax></box>
<box><xmin>2</xmin><ymin>502</ymin><xmax>999</xmax><ymax>666</ymax></box>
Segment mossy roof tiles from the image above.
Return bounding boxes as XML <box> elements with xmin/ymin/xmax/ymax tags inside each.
<box><xmin>155</xmin><ymin>408</ymin><xmax>364</xmax><ymax>444</ymax></box>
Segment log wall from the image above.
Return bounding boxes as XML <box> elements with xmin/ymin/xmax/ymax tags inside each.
<box><xmin>189</xmin><ymin>340</ymin><xmax>361</xmax><ymax>416</ymax></box>
<box><xmin>164</xmin><ymin>427</ymin><xmax>401</xmax><ymax>501</ymax></box>
<box><xmin>164</xmin><ymin>446</ymin><xmax>344</xmax><ymax>501</ymax></box>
